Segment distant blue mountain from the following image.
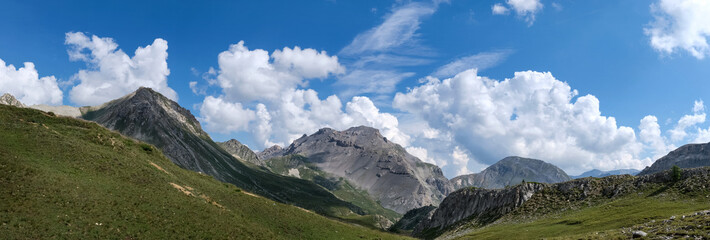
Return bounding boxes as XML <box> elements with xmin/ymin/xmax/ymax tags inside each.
<box><xmin>571</xmin><ymin>169</ymin><xmax>640</xmax><ymax>179</ymax></box>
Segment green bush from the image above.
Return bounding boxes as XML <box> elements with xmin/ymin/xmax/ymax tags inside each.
<box><xmin>671</xmin><ymin>165</ymin><xmax>682</xmax><ymax>182</ymax></box>
<box><xmin>140</xmin><ymin>143</ymin><xmax>153</xmax><ymax>153</ymax></box>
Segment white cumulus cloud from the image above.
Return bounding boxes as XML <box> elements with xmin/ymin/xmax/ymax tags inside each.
<box><xmin>215</xmin><ymin>41</ymin><xmax>343</xmax><ymax>102</ymax></box>
<box><xmin>639</xmin><ymin>115</ymin><xmax>675</xmax><ymax>160</ymax></box>
<box><xmin>65</xmin><ymin>32</ymin><xmax>176</xmax><ymax>106</ymax></box>
<box><xmin>645</xmin><ymin>0</ymin><xmax>710</xmax><ymax>59</ymax></box>
<box><xmin>451</xmin><ymin>146</ymin><xmax>473</xmax><ymax>176</ymax></box>
<box><xmin>199</xmin><ymin>96</ymin><xmax>256</xmax><ymax>133</ymax></box>
<box><xmin>668</xmin><ymin>100</ymin><xmax>705</xmax><ymax>141</ymax></box>
<box><xmin>0</xmin><ymin>58</ymin><xmax>62</xmax><ymax>105</ymax></box>
<box><xmin>394</xmin><ymin>69</ymin><xmax>646</xmax><ymax>174</ymax></box>
<box><xmin>492</xmin><ymin>4</ymin><xmax>510</xmax><ymax>15</ymax></box>
<box><xmin>492</xmin><ymin>0</ymin><xmax>543</xmax><ymax>25</ymax></box>
<box><xmin>199</xmin><ymin>43</ymin><xmax>410</xmax><ymax>150</ymax></box>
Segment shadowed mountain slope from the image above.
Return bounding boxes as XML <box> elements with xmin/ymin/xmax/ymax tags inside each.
<box><xmin>79</xmin><ymin>87</ymin><xmax>362</xmax><ymax>217</ymax></box>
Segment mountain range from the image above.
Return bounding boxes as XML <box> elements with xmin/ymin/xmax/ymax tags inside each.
<box><xmin>78</xmin><ymin>88</ymin><xmax>364</xmax><ymax>218</ymax></box>
<box><xmin>571</xmin><ymin>168</ymin><xmax>640</xmax><ymax>178</ymax></box>
<box><xmin>4</xmin><ymin>88</ymin><xmax>710</xmax><ymax>239</ymax></box>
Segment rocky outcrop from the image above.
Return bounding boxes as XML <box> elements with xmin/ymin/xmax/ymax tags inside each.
<box><xmin>413</xmin><ymin>167</ymin><xmax>710</xmax><ymax>239</ymax></box>
<box><xmin>413</xmin><ymin>182</ymin><xmax>547</xmax><ymax>238</ymax></box>
<box><xmin>389</xmin><ymin>205</ymin><xmax>437</xmax><ymax>233</ymax></box>
<box><xmin>451</xmin><ymin>156</ymin><xmax>570</xmax><ymax>190</ymax></box>
<box><xmin>507</xmin><ymin>167</ymin><xmax>710</xmax><ymax>220</ymax></box>
<box><xmin>28</xmin><ymin>104</ymin><xmax>82</xmax><ymax>117</ymax></box>
<box><xmin>217</xmin><ymin>139</ymin><xmax>263</xmax><ymax>167</ymax></box>
<box><xmin>275</xmin><ymin>126</ymin><xmax>454</xmax><ymax>214</ymax></box>
<box><xmin>571</xmin><ymin>168</ymin><xmax>640</xmax><ymax>178</ymax></box>
<box><xmin>257</xmin><ymin>145</ymin><xmax>285</xmax><ymax>160</ymax></box>
<box><xmin>638</xmin><ymin>142</ymin><xmax>710</xmax><ymax>175</ymax></box>
<box><xmin>0</xmin><ymin>93</ymin><xmax>25</xmax><ymax>107</ymax></box>
<box><xmin>0</xmin><ymin>93</ymin><xmax>82</xmax><ymax>117</ymax></box>
<box><xmin>79</xmin><ymin>87</ymin><xmax>362</xmax><ymax>216</ymax></box>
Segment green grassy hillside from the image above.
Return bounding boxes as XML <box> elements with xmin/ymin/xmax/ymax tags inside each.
<box><xmin>0</xmin><ymin>105</ymin><xmax>409</xmax><ymax>239</ymax></box>
<box><xmin>440</xmin><ymin>171</ymin><xmax>710</xmax><ymax>239</ymax></box>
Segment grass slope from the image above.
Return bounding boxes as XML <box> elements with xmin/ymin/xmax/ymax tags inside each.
<box><xmin>442</xmin><ymin>173</ymin><xmax>710</xmax><ymax>239</ymax></box>
<box><xmin>265</xmin><ymin>155</ymin><xmax>402</xmax><ymax>228</ymax></box>
<box><xmin>0</xmin><ymin>105</ymin><xmax>408</xmax><ymax>239</ymax></box>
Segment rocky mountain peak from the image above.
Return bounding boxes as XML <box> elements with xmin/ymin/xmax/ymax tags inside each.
<box><xmin>344</xmin><ymin>125</ymin><xmax>384</xmax><ymax>135</ymax></box>
<box><xmin>496</xmin><ymin>156</ymin><xmax>555</xmax><ymax>167</ymax></box>
<box><xmin>224</xmin><ymin>139</ymin><xmax>243</xmax><ymax>146</ymax></box>
<box><xmin>218</xmin><ymin>139</ymin><xmax>263</xmax><ymax>167</ymax></box>
<box><xmin>275</xmin><ymin>126</ymin><xmax>453</xmax><ymax>214</ymax></box>
<box><xmin>638</xmin><ymin>142</ymin><xmax>710</xmax><ymax>175</ymax></box>
<box><xmin>80</xmin><ymin>87</ymin><xmax>215</xmax><ymax>171</ymax></box>
<box><xmin>82</xmin><ymin>87</ymin><xmax>208</xmax><ymax>139</ymax></box>
<box><xmin>0</xmin><ymin>93</ymin><xmax>25</xmax><ymax>108</ymax></box>
<box><xmin>257</xmin><ymin>145</ymin><xmax>285</xmax><ymax>160</ymax></box>
<box><xmin>451</xmin><ymin>156</ymin><xmax>571</xmax><ymax>190</ymax></box>
<box><xmin>311</xmin><ymin>126</ymin><xmax>383</xmax><ymax>138</ymax></box>
<box><xmin>285</xmin><ymin>126</ymin><xmax>390</xmax><ymax>155</ymax></box>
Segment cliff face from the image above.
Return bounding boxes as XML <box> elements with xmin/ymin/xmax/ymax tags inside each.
<box><xmin>389</xmin><ymin>205</ymin><xmax>437</xmax><ymax>232</ymax></box>
<box><xmin>413</xmin><ymin>182</ymin><xmax>547</xmax><ymax>238</ymax></box>
<box><xmin>639</xmin><ymin>142</ymin><xmax>710</xmax><ymax>175</ymax></box>
<box><xmin>274</xmin><ymin>126</ymin><xmax>454</xmax><ymax>214</ymax></box>
<box><xmin>451</xmin><ymin>156</ymin><xmax>571</xmax><ymax>190</ymax></box>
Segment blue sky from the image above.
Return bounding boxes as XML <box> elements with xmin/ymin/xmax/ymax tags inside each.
<box><xmin>2</xmin><ymin>0</ymin><xmax>709</xmax><ymax>177</ymax></box>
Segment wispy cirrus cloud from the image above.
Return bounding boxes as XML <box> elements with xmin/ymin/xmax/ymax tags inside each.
<box><xmin>337</xmin><ymin>1</ymin><xmax>443</xmax><ymax>100</ymax></box>
<box><xmin>432</xmin><ymin>50</ymin><xmax>513</xmax><ymax>78</ymax></box>
<box><xmin>340</xmin><ymin>2</ymin><xmax>436</xmax><ymax>56</ymax></box>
